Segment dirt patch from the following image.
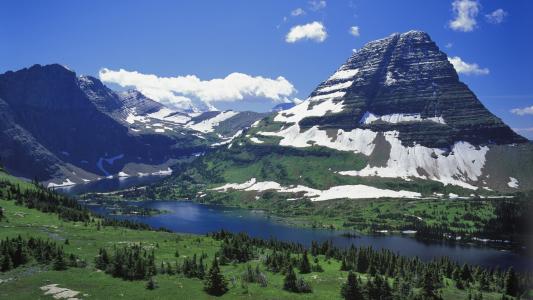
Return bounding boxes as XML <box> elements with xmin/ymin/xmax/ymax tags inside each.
<box><xmin>367</xmin><ymin>132</ymin><xmax>391</xmax><ymax>167</ymax></box>
<box><xmin>325</xmin><ymin>129</ymin><xmax>338</xmax><ymax>141</ymax></box>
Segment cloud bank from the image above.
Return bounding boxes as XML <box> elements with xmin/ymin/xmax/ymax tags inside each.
<box><xmin>286</xmin><ymin>21</ymin><xmax>327</xmax><ymax>43</ymax></box>
<box><xmin>449</xmin><ymin>0</ymin><xmax>479</xmax><ymax>32</ymax></box>
<box><xmin>448</xmin><ymin>56</ymin><xmax>489</xmax><ymax>75</ymax></box>
<box><xmin>510</xmin><ymin>106</ymin><xmax>533</xmax><ymax>116</ymax></box>
<box><xmin>99</xmin><ymin>68</ymin><xmax>296</xmax><ymax>111</ymax></box>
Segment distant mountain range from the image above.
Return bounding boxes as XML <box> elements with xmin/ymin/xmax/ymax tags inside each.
<box><xmin>0</xmin><ymin>64</ymin><xmax>266</xmax><ymax>186</ymax></box>
<box><xmin>157</xmin><ymin>30</ymin><xmax>532</xmax><ymax>201</ymax></box>
<box><xmin>1</xmin><ymin>31</ymin><xmax>531</xmax><ymax>194</ymax></box>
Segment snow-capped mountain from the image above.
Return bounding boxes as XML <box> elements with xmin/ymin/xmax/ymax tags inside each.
<box><xmin>0</xmin><ymin>64</ymin><xmax>266</xmax><ymax>186</ymax></box>
<box><xmin>199</xmin><ymin>30</ymin><xmax>532</xmax><ymax>199</ymax></box>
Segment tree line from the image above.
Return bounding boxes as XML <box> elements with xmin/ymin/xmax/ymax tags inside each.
<box><xmin>0</xmin><ymin>180</ymin><xmax>90</xmax><ymax>222</ymax></box>
<box><xmin>210</xmin><ymin>230</ymin><xmax>531</xmax><ymax>299</ymax></box>
<box><xmin>1</xmin><ymin>235</ymin><xmax>83</xmax><ymax>272</ymax></box>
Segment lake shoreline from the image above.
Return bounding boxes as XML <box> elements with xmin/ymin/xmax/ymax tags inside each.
<box><xmin>82</xmin><ymin>199</ymin><xmax>533</xmax><ymax>271</ymax></box>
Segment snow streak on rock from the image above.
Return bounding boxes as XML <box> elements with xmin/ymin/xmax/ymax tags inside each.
<box><xmin>211</xmin><ymin>178</ymin><xmax>420</xmax><ymax>201</ymax></box>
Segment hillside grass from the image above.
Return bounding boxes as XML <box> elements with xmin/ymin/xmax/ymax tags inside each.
<box><xmin>0</xmin><ymin>183</ymin><xmax>514</xmax><ymax>300</ymax></box>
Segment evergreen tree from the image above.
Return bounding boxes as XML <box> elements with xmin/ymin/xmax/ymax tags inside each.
<box><xmin>283</xmin><ymin>265</ymin><xmax>297</xmax><ymax>292</ymax></box>
<box><xmin>299</xmin><ymin>251</ymin><xmax>311</xmax><ymax>274</ymax></box>
<box><xmin>204</xmin><ymin>257</ymin><xmax>228</xmax><ymax>296</ymax></box>
<box><xmin>340</xmin><ymin>257</ymin><xmax>349</xmax><ymax>271</ymax></box>
<box><xmin>374</xmin><ymin>275</ymin><xmax>392</xmax><ymax>300</ymax></box>
<box><xmin>340</xmin><ymin>271</ymin><xmax>363</xmax><ymax>300</ymax></box>
<box><xmin>504</xmin><ymin>267</ymin><xmax>518</xmax><ymax>297</ymax></box>
<box><xmin>1</xmin><ymin>253</ymin><xmax>13</xmax><ymax>271</ymax></box>
<box><xmin>421</xmin><ymin>268</ymin><xmax>438</xmax><ymax>299</ymax></box>
<box><xmin>146</xmin><ymin>277</ymin><xmax>158</xmax><ymax>290</ymax></box>
<box><xmin>53</xmin><ymin>251</ymin><xmax>68</xmax><ymax>271</ymax></box>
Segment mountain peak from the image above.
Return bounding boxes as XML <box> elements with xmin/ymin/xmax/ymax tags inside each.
<box><xmin>298</xmin><ymin>30</ymin><xmax>526</xmax><ymax>147</ymax></box>
<box><xmin>248</xmin><ymin>31</ymin><xmax>531</xmax><ymax>190</ymax></box>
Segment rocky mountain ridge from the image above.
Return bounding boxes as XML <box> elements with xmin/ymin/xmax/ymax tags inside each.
<box><xmin>0</xmin><ymin>64</ymin><xmax>265</xmax><ymax>186</ymax></box>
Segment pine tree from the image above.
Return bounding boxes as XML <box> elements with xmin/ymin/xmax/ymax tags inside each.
<box><xmin>374</xmin><ymin>275</ymin><xmax>392</xmax><ymax>300</ymax></box>
<box><xmin>198</xmin><ymin>257</ymin><xmax>206</xmax><ymax>279</ymax></box>
<box><xmin>53</xmin><ymin>252</ymin><xmax>67</xmax><ymax>271</ymax></box>
<box><xmin>341</xmin><ymin>271</ymin><xmax>363</xmax><ymax>300</ymax></box>
<box><xmin>1</xmin><ymin>253</ymin><xmax>13</xmax><ymax>271</ymax></box>
<box><xmin>204</xmin><ymin>257</ymin><xmax>228</xmax><ymax>296</ymax></box>
<box><xmin>504</xmin><ymin>267</ymin><xmax>518</xmax><ymax>297</ymax></box>
<box><xmin>340</xmin><ymin>257</ymin><xmax>349</xmax><ymax>271</ymax></box>
<box><xmin>299</xmin><ymin>251</ymin><xmax>311</xmax><ymax>274</ymax></box>
<box><xmin>421</xmin><ymin>268</ymin><xmax>438</xmax><ymax>299</ymax></box>
<box><xmin>146</xmin><ymin>277</ymin><xmax>158</xmax><ymax>290</ymax></box>
<box><xmin>283</xmin><ymin>265</ymin><xmax>297</xmax><ymax>292</ymax></box>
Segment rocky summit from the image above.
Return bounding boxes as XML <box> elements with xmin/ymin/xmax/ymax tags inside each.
<box><xmin>242</xmin><ymin>31</ymin><xmax>532</xmax><ymax>192</ymax></box>
<box><xmin>287</xmin><ymin>30</ymin><xmax>525</xmax><ymax>148</ymax></box>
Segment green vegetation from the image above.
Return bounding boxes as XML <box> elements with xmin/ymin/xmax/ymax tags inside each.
<box><xmin>1</xmin><ymin>171</ymin><xmax>532</xmax><ymax>299</ymax></box>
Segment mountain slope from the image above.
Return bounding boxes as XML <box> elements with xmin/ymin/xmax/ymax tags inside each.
<box><xmin>156</xmin><ymin>31</ymin><xmax>532</xmax><ymax>201</ymax></box>
<box><xmin>0</xmin><ymin>64</ymin><xmax>265</xmax><ymax>185</ymax></box>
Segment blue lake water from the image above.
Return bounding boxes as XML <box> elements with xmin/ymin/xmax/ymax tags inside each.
<box><xmin>87</xmin><ymin>200</ymin><xmax>533</xmax><ymax>271</ymax></box>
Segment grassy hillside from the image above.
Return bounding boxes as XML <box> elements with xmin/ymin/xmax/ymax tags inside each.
<box><xmin>106</xmin><ymin>137</ymin><xmax>533</xmax><ymax>246</ymax></box>
<box><xmin>1</xmin><ymin>172</ymin><xmax>531</xmax><ymax>299</ymax></box>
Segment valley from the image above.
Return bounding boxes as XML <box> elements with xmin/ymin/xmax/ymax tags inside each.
<box><xmin>0</xmin><ymin>171</ymin><xmax>531</xmax><ymax>299</ymax></box>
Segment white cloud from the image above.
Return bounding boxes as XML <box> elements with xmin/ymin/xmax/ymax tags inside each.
<box><xmin>485</xmin><ymin>8</ymin><xmax>508</xmax><ymax>24</ymax></box>
<box><xmin>285</xmin><ymin>21</ymin><xmax>327</xmax><ymax>43</ymax></box>
<box><xmin>309</xmin><ymin>0</ymin><xmax>326</xmax><ymax>11</ymax></box>
<box><xmin>445</xmin><ymin>42</ymin><xmax>453</xmax><ymax>49</ymax></box>
<box><xmin>99</xmin><ymin>69</ymin><xmax>296</xmax><ymax>111</ymax></box>
<box><xmin>292</xmin><ymin>98</ymin><xmax>304</xmax><ymax>104</ymax></box>
<box><xmin>349</xmin><ymin>26</ymin><xmax>360</xmax><ymax>37</ymax></box>
<box><xmin>449</xmin><ymin>0</ymin><xmax>479</xmax><ymax>32</ymax></box>
<box><xmin>448</xmin><ymin>56</ymin><xmax>489</xmax><ymax>75</ymax></box>
<box><xmin>510</xmin><ymin>106</ymin><xmax>533</xmax><ymax>116</ymax></box>
<box><xmin>291</xmin><ymin>8</ymin><xmax>305</xmax><ymax>16</ymax></box>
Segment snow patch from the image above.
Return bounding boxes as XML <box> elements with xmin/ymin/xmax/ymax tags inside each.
<box><xmin>360</xmin><ymin>112</ymin><xmax>446</xmax><ymax>125</ymax></box>
<box><xmin>47</xmin><ymin>179</ymin><xmax>76</xmax><ymax>188</ymax></box>
<box><xmin>384</xmin><ymin>71</ymin><xmax>397</xmax><ymax>86</ymax></box>
<box><xmin>249</xmin><ymin>137</ymin><xmax>264</xmax><ymax>144</ymax></box>
<box><xmin>211</xmin><ymin>130</ymin><xmax>243</xmax><ymax>147</ymax></box>
<box><xmin>507</xmin><ymin>177</ymin><xmax>519</xmax><ymax>188</ymax></box>
<box><xmin>152</xmin><ymin>167</ymin><xmax>172</xmax><ymax>176</ymax></box>
<box><xmin>148</xmin><ymin>108</ymin><xmax>190</xmax><ymax>124</ymax></box>
<box><xmin>308</xmin><ymin>91</ymin><xmax>346</xmax><ymax>102</ymax></box>
<box><xmin>339</xmin><ymin>131</ymin><xmax>488</xmax><ymax>190</ymax></box>
<box><xmin>118</xmin><ymin>171</ymin><xmax>130</xmax><ymax>177</ymax></box>
<box><xmin>317</xmin><ymin>81</ymin><xmax>353</xmax><ymax>93</ymax></box>
<box><xmin>212</xmin><ymin>178</ymin><xmax>420</xmax><ymax>201</ymax></box>
<box><xmin>274</xmin><ymin>98</ymin><xmax>345</xmax><ymax>124</ymax></box>
<box><xmin>258</xmin><ymin>124</ymin><xmax>377</xmax><ymax>156</ymax></box>
<box><xmin>328</xmin><ymin>68</ymin><xmax>359</xmax><ymax>81</ymax></box>
<box><xmin>186</xmin><ymin>111</ymin><xmax>239</xmax><ymax>133</ymax></box>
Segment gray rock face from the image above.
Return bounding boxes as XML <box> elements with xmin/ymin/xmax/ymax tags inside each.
<box><xmin>0</xmin><ymin>64</ymin><xmax>204</xmax><ymax>182</ymax></box>
<box><xmin>0</xmin><ymin>64</ymin><xmax>269</xmax><ymax>183</ymax></box>
<box><xmin>300</xmin><ymin>30</ymin><xmax>526</xmax><ymax>148</ymax></box>
<box><xmin>119</xmin><ymin>90</ymin><xmax>165</xmax><ymax>116</ymax></box>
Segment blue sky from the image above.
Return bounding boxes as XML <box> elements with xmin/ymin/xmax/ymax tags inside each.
<box><xmin>1</xmin><ymin>0</ymin><xmax>532</xmax><ymax>138</ymax></box>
